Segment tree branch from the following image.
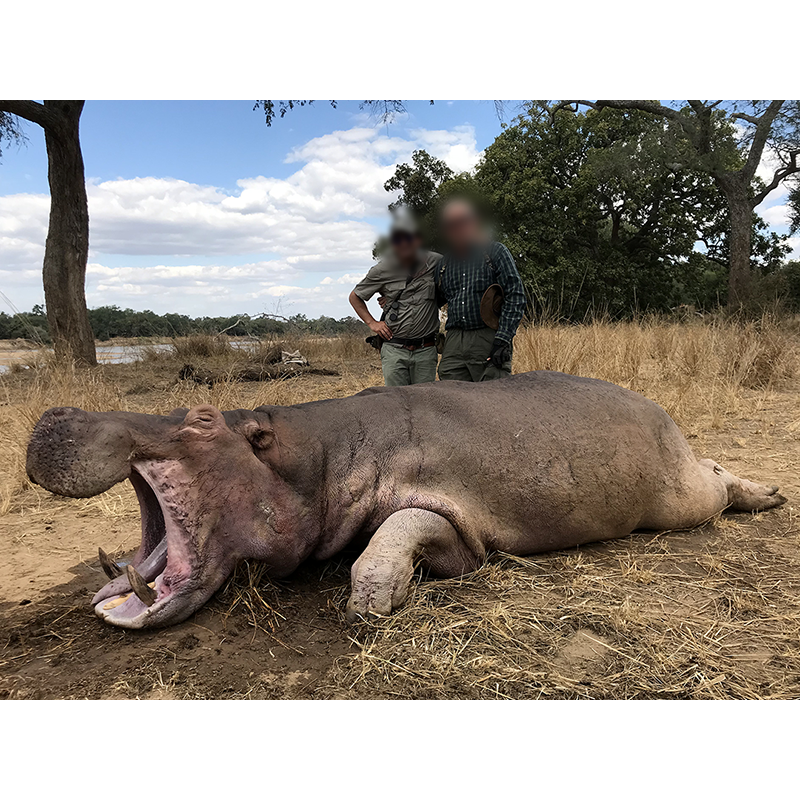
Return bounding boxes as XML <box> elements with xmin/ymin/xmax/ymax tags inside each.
<box><xmin>742</xmin><ymin>101</ymin><xmax>785</xmax><ymax>182</ymax></box>
<box><xmin>0</xmin><ymin>100</ymin><xmax>62</xmax><ymax>131</ymax></box>
<box><xmin>550</xmin><ymin>100</ymin><xmax>598</xmax><ymax>121</ymax></box>
<box><xmin>731</xmin><ymin>111</ymin><xmax>761</xmax><ymax>125</ymax></box>
<box><xmin>753</xmin><ymin>148</ymin><xmax>800</xmax><ymax>205</ymax></box>
<box><xmin>552</xmin><ymin>100</ymin><xmax>700</xmax><ymax>144</ymax></box>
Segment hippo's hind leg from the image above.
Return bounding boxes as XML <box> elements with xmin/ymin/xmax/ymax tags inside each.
<box><xmin>697</xmin><ymin>459</ymin><xmax>787</xmax><ymax>513</ymax></box>
<box><xmin>639</xmin><ymin>458</ymin><xmax>786</xmax><ymax>531</ymax></box>
<box><xmin>345</xmin><ymin>509</ymin><xmax>482</xmax><ymax>624</ymax></box>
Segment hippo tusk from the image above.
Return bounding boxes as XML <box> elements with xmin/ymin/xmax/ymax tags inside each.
<box><xmin>98</xmin><ymin>547</ymin><xmax>124</xmax><ymax>579</ymax></box>
<box><xmin>126</xmin><ymin>565</ymin><xmax>157</xmax><ymax>607</ymax></box>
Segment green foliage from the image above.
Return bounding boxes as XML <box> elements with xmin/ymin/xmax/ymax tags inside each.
<box><xmin>381</xmin><ymin>104</ymin><xmax>792</xmax><ymax>319</ymax></box>
<box><xmin>766</xmin><ymin>260</ymin><xmax>800</xmax><ymax>310</ymax></box>
<box><xmin>788</xmin><ymin>182</ymin><xmax>800</xmax><ymax>236</ymax></box>
<box><xmin>253</xmin><ymin>101</ymin><xmax>339</xmax><ymax>126</ymax></box>
<box><xmin>0</xmin><ymin>110</ymin><xmax>25</xmax><ymax>160</ymax></box>
<box><xmin>376</xmin><ymin>150</ymin><xmax>456</xmax><ymax>255</ymax></box>
<box><xmin>0</xmin><ymin>304</ymin><xmax>49</xmax><ymax>342</ymax></box>
<box><xmin>384</xmin><ymin>150</ymin><xmax>454</xmax><ymax>217</ymax></box>
<box><xmin>0</xmin><ymin>306</ymin><xmax>366</xmax><ymax>342</ymax></box>
<box><xmin>476</xmin><ymin>106</ymin><xmax>736</xmax><ymax>316</ymax></box>
<box><xmin>253</xmin><ymin>100</ymin><xmax>416</xmax><ymax>127</ymax></box>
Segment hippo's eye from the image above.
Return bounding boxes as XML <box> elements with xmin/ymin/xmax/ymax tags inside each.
<box><xmin>183</xmin><ymin>404</ymin><xmax>224</xmax><ymax>434</ymax></box>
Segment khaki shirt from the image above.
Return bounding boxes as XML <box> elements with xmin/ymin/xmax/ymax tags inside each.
<box><xmin>353</xmin><ymin>250</ymin><xmax>442</xmax><ymax>341</ymax></box>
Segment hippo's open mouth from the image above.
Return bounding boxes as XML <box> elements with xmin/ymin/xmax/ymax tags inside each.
<box><xmin>91</xmin><ymin>461</ymin><xmax>198</xmax><ymax>628</ymax></box>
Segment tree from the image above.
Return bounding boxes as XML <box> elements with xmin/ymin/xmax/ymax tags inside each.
<box><xmin>383</xmin><ymin>107</ymin><xmax>788</xmax><ymax>317</ymax></box>
<box><xmin>0</xmin><ymin>101</ymin><xmax>96</xmax><ymax>365</ymax></box>
<box><xmin>378</xmin><ymin>149</ymin><xmax>457</xmax><ymax>253</ymax></box>
<box><xmin>0</xmin><ymin>111</ymin><xmax>24</xmax><ymax>157</ymax></box>
<box><xmin>787</xmin><ymin>182</ymin><xmax>800</xmax><ymax>236</ymax></box>
<box><xmin>551</xmin><ymin>101</ymin><xmax>800</xmax><ymax>307</ymax></box>
<box><xmin>474</xmin><ymin>107</ymin><xmax>735</xmax><ymax>316</ymax></box>
<box><xmin>384</xmin><ymin>150</ymin><xmax>454</xmax><ymax>216</ymax></box>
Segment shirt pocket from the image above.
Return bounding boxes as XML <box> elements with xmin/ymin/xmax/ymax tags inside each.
<box><xmin>405</xmin><ymin>278</ymin><xmax>436</xmax><ymax>307</ymax></box>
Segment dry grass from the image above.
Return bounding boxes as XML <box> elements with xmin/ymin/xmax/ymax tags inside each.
<box><xmin>514</xmin><ymin>314</ymin><xmax>799</xmax><ymax>432</ymax></box>
<box><xmin>325</xmin><ymin>510</ymin><xmax>800</xmax><ymax>699</ymax></box>
<box><xmin>2</xmin><ymin>317</ymin><xmax>800</xmax><ymax>699</ymax></box>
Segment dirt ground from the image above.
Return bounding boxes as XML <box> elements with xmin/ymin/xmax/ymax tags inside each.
<box><xmin>2</xmin><ymin>325</ymin><xmax>800</xmax><ymax>699</ymax></box>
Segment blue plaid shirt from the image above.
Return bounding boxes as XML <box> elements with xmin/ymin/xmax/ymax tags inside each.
<box><xmin>437</xmin><ymin>241</ymin><xmax>526</xmax><ymax>344</ymax></box>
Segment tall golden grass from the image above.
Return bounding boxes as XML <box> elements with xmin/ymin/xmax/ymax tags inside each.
<box><xmin>2</xmin><ymin>317</ymin><xmax>798</xmax><ymax>514</ymax></box>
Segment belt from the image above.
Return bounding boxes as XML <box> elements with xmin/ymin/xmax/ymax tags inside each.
<box><xmin>390</xmin><ymin>334</ymin><xmax>437</xmax><ymax>352</ymax></box>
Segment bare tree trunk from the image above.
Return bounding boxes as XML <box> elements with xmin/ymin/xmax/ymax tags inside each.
<box><xmin>41</xmin><ymin>101</ymin><xmax>96</xmax><ymax>365</ymax></box>
<box><xmin>716</xmin><ymin>175</ymin><xmax>753</xmax><ymax>309</ymax></box>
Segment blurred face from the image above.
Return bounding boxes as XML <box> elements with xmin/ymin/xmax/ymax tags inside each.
<box><xmin>391</xmin><ymin>231</ymin><xmax>420</xmax><ymax>264</ymax></box>
<box><xmin>442</xmin><ymin>201</ymin><xmax>481</xmax><ymax>252</ymax></box>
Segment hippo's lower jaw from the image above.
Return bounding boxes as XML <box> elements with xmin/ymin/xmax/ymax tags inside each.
<box><xmin>90</xmin><ymin>462</ymin><xmax>223</xmax><ymax>630</ymax></box>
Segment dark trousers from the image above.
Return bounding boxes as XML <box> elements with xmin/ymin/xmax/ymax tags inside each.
<box><xmin>438</xmin><ymin>326</ymin><xmax>512</xmax><ymax>382</ymax></box>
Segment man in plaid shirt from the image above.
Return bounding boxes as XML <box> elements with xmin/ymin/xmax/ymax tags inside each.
<box><xmin>436</xmin><ymin>199</ymin><xmax>526</xmax><ymax>381</ymax></box>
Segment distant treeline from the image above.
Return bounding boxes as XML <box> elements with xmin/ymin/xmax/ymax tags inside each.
<box><xmin>0</xmin><ymin>304</ymin><xmax>368</xmax><ymax>343</ymax></box>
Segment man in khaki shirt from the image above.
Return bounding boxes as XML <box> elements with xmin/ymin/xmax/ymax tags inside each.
<box><xmin>349</xmin><ymin>211</ymin><xmax>441</xmax><ymax>386</ymax></box>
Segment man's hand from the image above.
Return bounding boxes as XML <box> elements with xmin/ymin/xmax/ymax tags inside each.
<box><xmin>369</xmin><ymin>320</ymin><xmax>393</xmax><ymax>340</ymax></box>
<box><xmin>487</xmin><ymin>338</ymin><xmax>511</xmax><ymax>369</ymax></box>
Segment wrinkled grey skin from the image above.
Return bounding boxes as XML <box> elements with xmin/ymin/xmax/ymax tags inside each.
<box><xmin>26</xmin><ymin>371</ymin><xmax>786</xmax><ymax>630</ymax></box>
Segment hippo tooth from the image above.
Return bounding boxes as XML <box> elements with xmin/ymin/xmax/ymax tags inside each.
<box><xmin>98</xmin><ymin>547</ymin><xmax>124</xmax><ymax>579</ymax></box>
<box><xmin>126</xmin><ymin>565</ymin><xmax>157</xmax><ymax>607</ymax></box>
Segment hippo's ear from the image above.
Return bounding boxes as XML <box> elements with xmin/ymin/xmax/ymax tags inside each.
<box><xmin>239</xmin><ymin>419</ymin><xmax>275</xmax><ymax>451</ymax></box>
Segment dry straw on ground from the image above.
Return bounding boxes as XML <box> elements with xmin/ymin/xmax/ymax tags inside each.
<box><xmin>2</xmin><ymin>316</ymin><xmax>800</xmax><ymax>698</ymax></box>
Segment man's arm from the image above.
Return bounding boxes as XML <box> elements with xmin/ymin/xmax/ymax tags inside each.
<box><xmin>492</xmin><ymin>243</ymin><xmax>526</xmax><ymax>344</ymax></box>
<box><xmin>350</xmin><ymin>267</ymin><xmax>394</xmax><ymax>340</ymax></box>
<box><xmin>349</xmin><ymin>291</ymin><xmax>392</xmax><ymax>340</ymax></box>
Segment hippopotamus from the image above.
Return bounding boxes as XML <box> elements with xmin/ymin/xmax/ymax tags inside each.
<box><xmin>25</xmin><ymin>371</ymin><xmax>786</xmax><ymax>630</ymax></box>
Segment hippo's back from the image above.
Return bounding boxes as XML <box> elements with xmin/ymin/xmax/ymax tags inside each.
<box><xmin>349</xmin><ymin>370</ymin><xmax>674</xmax><ymax>443</ymax></box>
<box><xmin>352</xmin><ymin>371</ymin><xmax>693</xmax><ymax>547</ymax></box>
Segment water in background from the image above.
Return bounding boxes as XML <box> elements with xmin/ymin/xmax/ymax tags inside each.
<box><xmin>0</xmin><ymin>342</ymin><xmax>172</xmax><ymax>373</ymax></box>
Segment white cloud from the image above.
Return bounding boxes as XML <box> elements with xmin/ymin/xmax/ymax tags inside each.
<box><xmin>760</xmin><ymin>204</ymin><xmax>790</xmax><ymax>227</ymax></box>
<box><xmin>0</xmin><ymin>123</ymin><xmax>482</xmax><ymax>318</ymax></box>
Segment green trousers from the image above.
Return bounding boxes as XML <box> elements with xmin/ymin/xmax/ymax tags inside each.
<box><xmin>438</xmin><ymin>326</ymin><xmax>512</xmax><ymax>382</ymax></box>
<box><xmin>380</xmin><ymin>343</ymin><xmax>438</xmax><ymax>386</ymax></box>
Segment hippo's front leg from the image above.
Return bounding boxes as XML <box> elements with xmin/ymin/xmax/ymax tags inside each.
<box><xmin>345</xmin><ymin>509</ymin><xmax>482</xmax><ymax>623</ymax></box>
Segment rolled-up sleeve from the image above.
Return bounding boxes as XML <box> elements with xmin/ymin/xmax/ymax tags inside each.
<box><xmin>353</xmin><ymin>263</ymin><xmax>385</xmax><ymax>302</ymax></box>
<box><xmin>493</xmin><ymin>243</ymin><xmax>526</xmax><ymax>343</ymax></box>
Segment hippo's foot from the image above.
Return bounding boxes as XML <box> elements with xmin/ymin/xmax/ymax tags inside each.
<box><xmin>345</xmin><ymin>509</ymin><xmax>482</xmax><ymax>624</ymax></box>
<box><xmin>729</xmin><ymin>478</ymin><xmax>787</xmax><ymax>512</ymax></box>
<box><xmin>699</xmin><ymin>459</ymin><xmax>788</xmax><ymax>513</ymax></box>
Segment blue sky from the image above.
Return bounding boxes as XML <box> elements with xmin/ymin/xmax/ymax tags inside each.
<box><xmin>0</xmin><ymin>100</ymin><xmax>511</xmax><ymax>319</ymax></box>
<box><xmin>0</xmin><ymin>100</ymin><xmax>795</xmax><ymax>320</ymax></box>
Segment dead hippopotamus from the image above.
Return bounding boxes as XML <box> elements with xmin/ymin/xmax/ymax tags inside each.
<box><xmin>26</xmin><ymin>371</ymin><xmax>786</xmax><ymax>630</ymax></box>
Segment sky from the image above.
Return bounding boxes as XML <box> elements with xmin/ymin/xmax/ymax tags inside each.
<box><xmin>0</xmin><ymin>100</ymin><xmax>796</xmax><ymax>321</ymax></box>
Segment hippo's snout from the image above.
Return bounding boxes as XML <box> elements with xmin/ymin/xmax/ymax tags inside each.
<box><xmin>26</xmin><ymin>406</ymin><xmax>135</xmax><ymax>498</ymax></box>
<box><xmin>27</xmin><ymin>403</ymin><xmax>280</xmax><ymax>631</ymax></box>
